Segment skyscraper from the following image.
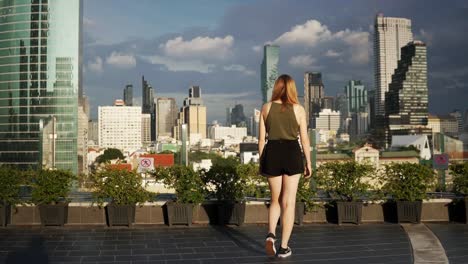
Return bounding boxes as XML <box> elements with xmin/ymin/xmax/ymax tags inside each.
<box><xmin>385</xmin><ymin>41</ymin><xmax>431</xmax><ymax>144</ymax></box>
<box><xmin>231</xmin><ymin>104</ymin><xmax>247</xmax><ymax>127</ymax></box>
<box><xmin>304</xmin><ymin>72</ymin><xmax>325</xmax><ymax>128</ymax></box>
<box><xmin>261</xmin><ymin>45</ymin><xmax>279</xmax><ymax>103</ymax></box>
<box><xmin>374</xmin><ymin>14</ymin><xmax>413</xmax><ymax>118</ymax></box>
<box><xmin>345</xmin><ymin>80</ymin><xmax>368</xmax><ymax>114</ymax></box>
<box><xmin>156</xmin><ymin>98</ymin><xmax>177</xmax><ymax>139</ymax></box>
<box><xmin>175</xmin><ymin>87</ymin><xmax>207</xmax><ymax>140</ymax></box>
<box><xmin>123</xmin><ymin>84</ymin><xmax>133</xmax><ymax>106</ymax></box>
<box><xmin>0</xmin><ymin>0</ymin><xmax>82</xmax><ymax>174</ymax></box>
<box><xmin>142</xmin><ymin>76</ymin><xmax>154</xmax><ymax>114</ymax></box>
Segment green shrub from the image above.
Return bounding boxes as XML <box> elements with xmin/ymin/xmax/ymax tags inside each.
<box><xmin>316</xmin><ymin>161</ymin><xmax>376</xmax><ymax>202</ymax></box>
<box><xmin>450</xmin><ymin>161</ymin><xmax>468</xmax><ymax>195</ymax></box>
<box><xmin>297</xmin><ymin>176</ymin><xmax>317</xmax><ymax>211</ymax></box>
<box><xmin>152</xmin><ymin>165</ymin><xmax>205</xmax><ymax>204</ymax></box>
<box><xmin>30</xmin><ymin>169</ymin><xmax>76</xmax><ymax>205</ymax></box>
<box><xmin>380</xmin><ymin>162</ymin><xmax>436</xmax><ymax>202</ymax></box>
<box><xmin>0</xmin><ymin>166</ymin><xmax>26</xmax><ymax>206</ymax></box>
<box><xmin>91</xmin><ymin>168</ymin><xmax>155</xmax><ymax>206</ymax></box>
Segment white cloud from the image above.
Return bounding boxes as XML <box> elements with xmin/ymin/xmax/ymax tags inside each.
<box><xmin>288</xmin><ymin>55</ymin><xmax>317</xmax><ymax>68</ymax></box>
<box><xmin>273</xmin><ymin>20</ymin><xmax>332</xmax><ymax>47</ymax></box>
<box><xmin>223</xmin><ymin>64</ymin><xmax>255</xmax><ymax>76</ymax></box>
<box><xmin>325</xmin><ymin>49</ymin><xmax>341</xmax><ymax>57</ymax></box>
<box><xmin>160</xmin><ymin>35</ymin><xmax>234</xmax><ymax>60</ymax></box>
<box><xmin>106</xmin><ymin>52</ymin><xmax>136</xmax><ymax>68</ymax></box>
<box><xmin>272</xmin><ymin>19</ymin><xmax>370</xmax><ymax>64</ymax></box>
<box><xmin>252</xmin><ymin>45</ymin><xmax>262</xmax><ymax>52</ymax></box>
<box><xmin>141</xmin><ymin>55</ymin><xmax>215</xmax><ymax>73</ymax></box>
<box><xmin>87</xmin><ymin>56</ymin><xmax>103</xmax><ymax>74</ymax></box>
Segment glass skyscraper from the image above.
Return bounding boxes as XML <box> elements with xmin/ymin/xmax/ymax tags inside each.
<box><xmin>304</xmin><ymin>72</ymin><xmax>324</xmax><ymax>128</ymax></box>
<box><xmin>0</xmin><ymin>0</ymin><xmax>82</xmax><ymax>174</ymax></box>
<box><xmin>261</xmin><ymin>45</ymin><xmax>279</xmax><ymax>103</ymax></box>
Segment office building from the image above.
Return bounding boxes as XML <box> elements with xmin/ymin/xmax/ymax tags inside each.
<box><xmin>156</xmin><ymin>98</ymin><xmax>177</xmax><ymax>139</ymax></box>
<box><xmin>427</xmin><ymin>115</ymin><xmax>459</xmax><ymax>136</ymax></box>
<box><xmin>315</xmin><ymin>109</ymin><xmax>341</xmax><ymax>132</ymax></box>
<box><xmin>88</xmin><ymin>120</ymin><xmax>99</xmax><ymax>145</ymax></box>
<box><xmin>261</xmin><ymin>45</ymin><xmax>279</xmax><ymax>103</ymax></box>
<box><xmin>449</xmin><ymin>110</ymin><xmax>463</xmax><ymax>134</ymax></box>
<box><xmin>385</xmin><ymin>41</ymin><xmax>431</xmax><ymax>143</ymax></box>
<box><xmin>374</xmin><ymin>14</ymin><xmax>413</xmax><ymax>118</ymax></box>
<box><xmin>210</xmin><ymin>125</ymin><xmax>247</xmax><ymax>140</ymax></box>
<box><xmin>0</xmin><ymin>0</ymin><xmax>82</xmax><ymax>174</ymax></box>
<box><xmin>304</xmin><ymin>72</ymin><xmax>325</xmax><ymax>128</ymax></box>
<box><xmin>77</xmin><ymin>105</ymin><xmax>88</xmax><ymax>174</ymax></box>
<box><xmin>231</xmin><ymin>104</ymin><xmax>247</xmax><ymax>127</ymax></box>
<box><xmin>98</xmin><ymin>101</ymin><xmax>142</xmax><ymax>152</ymax></box>
<box><xmin>141</xmin><ymin>114</ymin><xmax>151</xmax><ymax>146</ymax></box>
<box><xmin>175</xmin><ymin>87</ymin><xmax>207</xmax><ymax>140</ymax></box>
<box><xmin>345</xmin><ymin>80</ymin><xmax>368</xmax><ymax>114</ymax></box>
<box><xmin>226</xmin><ymin>107</ymin><xmax>232</xmax><ymax>126</ymax></box>
<box><xmin>123</xmin><ymin>84</ymin><xmax>133</xmax><ymax>106</ymax></box>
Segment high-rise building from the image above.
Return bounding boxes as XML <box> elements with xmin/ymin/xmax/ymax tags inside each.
<box><xmin>231</xmin><ymin>104</ymin><xmax>247</xmax><ymax>127</ymax></box>
<box><xmin>141</xmin><ymin>114</ymin><xmax>151</xmax><ymax>146</ymax></box>
<box><xmin>175</xmin><ymin>87</ymin><xmax>207</xmax><ymax>140</ymax></box>
<box><xmin>321</xmin><ymin>96</ymin><xmax>335</xmax><ymax>110</ymax></box>
<box><xmin>123</xmin><ymin>84</ymin><xmax>133</xmax><ymax>106</ymax></box>
<box><xmin>304</xmin><ymin>72</ymin><xmax>325</xmax><ymax>128</ymax></box>
<box><xmin>226</xmin><ymin>107</ymin><xmax>232</xmax><ymax>126</ymax></box>
<box><xmin>156</xmin><ymin>98</ymin><xmax>177</xmax><ymax>139</ymax></box>
<box><xmin>315</xmin><ymin>109</ymin><xmax>341</xmax><ymax>132</ymax></box>
<box><xmin>98</xmin><ymin>101</ymin><xmax>142</xmax><ymax>152</ymax></box>
<box><xmin>77</xmin><ymin>105</ymin><xmax>88</xmax><ymax>174</ymax></box>
<box><xmin>261</xmin><ymin>45</ymin><xmax>279</xmax><ymax>103</ymax></box>
<box><xmin>88</xmin><ymin>120</ymin><xmax>99</xmax><ymax>145</ymax></box>
<box><xmin>374</xmin><ymin>14</ymin><xmax>413</xmax><ymax>118</ymax></box>
<box><xmin>427</xmin><ymin>115</ymin><xmax>459</xmax><ymax>136</ymax></box>
<box><xmin>385</xmin><ymin>41</ymin><xmax>431</xmax><ymax>144</ymax></box>
<box><xmin>345</xmin><ymin>80</ymin><xmax>368</xmax><ymax>114</ymax></box>
<box><xmin>253</xmin><ymin>108</ymin><xmax>261</xmax><ymax>139</ymax></box>
<box><xmin>449</xmin><ymin>110</ymin><xmax>463</xmax><ymax>134</ymax></box>
<box><xmin>142</xmin><ymin>76</ymin><xmax>154</xmax><ymax>114</ymax></box>
<box><xmin>0</xmin><ymin>0</ymin><xmax>82</xmax><ymax>174</ymax></box>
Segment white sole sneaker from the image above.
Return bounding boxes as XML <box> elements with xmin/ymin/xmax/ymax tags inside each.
<box><xmin>277</xmin><ymin>247</ymin><xmax>292</xmax><ymax>258</ymax></box>
<box><xmin>265</xmin><ymin>237</ymin><xmax>276</xmax><ymax>256</ymax></box>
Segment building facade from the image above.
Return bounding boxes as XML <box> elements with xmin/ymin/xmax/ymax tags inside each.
<box><xmin>315</xmin><ymin>109</ymin><xmax>341</xmax><ymax>132</ymax></box>
<box><xmin>304</xmin><ymin>72</ymin><xmax>325</xmax><ymax>128</ymax></box>
<box><xmin>210</xmin><ymin>125</ymin><xmax>247</xmax><ymax>140</ymax></box>
<box><xmin>0</xmin><ymin>0</ymin><xmax>82</xmax><ymax>174</ymax></box>
<box><xmin>374</xmin><ymin>14</ymin><xmax>413</xmax><ymax>118</ymax></box>
<box><xmin>261</xmin><ymin>45</ymin><xmax>279</xmax><ymax>103</ymax></box>
<box><xmin>98</xmin><ymin>103</ymin><xmax>142</xmax><ymax>153</ymax></box>
<box><xmin>156</xmin><ymin>97</ymin><xmax>177</xmax><ymax>139</ymax></box>
<box><xmin>141</xmin><ymin>114</ymin><xmax>151</xmax><ymax>146</ymax></box>
<box><xmin>385</xmin><ymin>41</ymin><xmax>431</xmax><ymax>143</ymax></box>
<box><xmin>123</xmin><ymin>84</ymin><xmax>133</xmax><ymax>106</ymax></box>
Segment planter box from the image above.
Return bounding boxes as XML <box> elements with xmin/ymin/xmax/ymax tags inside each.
<box><xmin>336</xmin><ymin>201</ymin><xmax>363</xmax><ymax>225</ymax></box>
<box><xmin>38</xmin><ymin>203</ymin><xmax>68</xmax><ymax>226</ymax></box>
<box><xmin>295</xmin><ymin>202</ymin><xmax>305</xmax><ymax>225</ymax></box>
<box><xmin>217</xmin><ymin>202</ymin><xmax>245</xmax><ymax>226</ymax></box>
<box><xmin>166</xmin><ymin>202</ymin><xmax>193</xmax><ymax>226</ymax></box>
<box><xmin>0</xmin><ymin>202</ymin><xmax>10</xmax><ymax>227</ymax></box>
<box><xmin>106</xmin><ymin>204</ymin><xmax>135</xmax><ymax>227</ymax></box>
<box><xmin>396</xmin><ymin>201</ymin><xmax>422</xmax><ymax>223</ymax></box>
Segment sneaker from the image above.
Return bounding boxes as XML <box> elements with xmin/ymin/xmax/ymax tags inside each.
<box><xmin>277</xmin><ymin>246</ymin><xmax>292</xmax><ymax>258</ymax></box>
<box><xmin>265</xmin><ymin>233</ymin><xmax>276</xmax><ymax>256</ymax></box>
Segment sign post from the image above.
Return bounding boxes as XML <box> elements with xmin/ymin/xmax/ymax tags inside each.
<box><xmin>433</xmin><ymin>153</ymin><xmax>449</xmax><ymax>191</ymax></box>
<box><xmin>138</xmin><ymin>157</ymin><xmax>154</xmax><ymax>173</ymax></box>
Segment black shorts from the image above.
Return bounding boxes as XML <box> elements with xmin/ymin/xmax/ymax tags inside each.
<box><xmin>260</xmin><ymin>139</ymin><xmax>304</xmax><ymax>176</ymax></box>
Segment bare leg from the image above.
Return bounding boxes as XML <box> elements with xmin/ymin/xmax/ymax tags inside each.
<box><xmin>280</xmin><ymin>173</ymin><xmax>301</xmax><ymax>248</ymax></box>
<box><xmin>267</xmin><ymin>175</ymin><xmax>282</xmax><ymax>235</ymax></box>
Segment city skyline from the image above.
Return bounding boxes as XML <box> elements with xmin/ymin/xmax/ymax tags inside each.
<box><xmin>83</xmin><ymin>0</ymin><xmax>468</xmax><ymax>122</ymax></box>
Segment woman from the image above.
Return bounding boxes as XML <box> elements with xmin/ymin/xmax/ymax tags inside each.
<box><xmin>258</xmin><ymin>74</ymin><xmax>312</xmax><ymax>258</ymax></box>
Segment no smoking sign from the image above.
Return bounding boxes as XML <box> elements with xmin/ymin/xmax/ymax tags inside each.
<box><xmin>433</xmin><ymin>154</ymin><xmax>449</xmax><ymax>170</ymax></box>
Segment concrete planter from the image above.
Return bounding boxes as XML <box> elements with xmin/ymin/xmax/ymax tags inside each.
<box><xmin>0</xmin><ymin>202</ymin><xmax>10</xmax><ymax>227</ymax></box>
<box><xmin>217</xmin><ymin>201</ymin><xmax>245</xmax><ymax>226</ymax></box>
<box><xmin>396</xmin><ymin>201</ymin><xmax>422</xmax><ymax>223</ymax></box>
<box><xmin>106</xmin><ymin>204</ymin><xmax>135</xmax><ymax>227</ymax></box>
<box><xmin>336</xmin><ymin>201</ymin><xmax>363</xmax><ymax>225</ymax></box>
<box><xmin>166</xmin><ymin>202</ymin><xmax>193</xmax><ymax>226</ymax></box>
<box><xmin>38</xmin><ymin>203</ymin><xmax>68</xmax><ymax>226</ymax></box>
<box><xmin>295</xmin><ymin>202</ymin><xmax>305</xmax><ymax>225</ymax></box>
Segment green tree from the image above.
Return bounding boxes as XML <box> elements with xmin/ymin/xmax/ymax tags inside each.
<box><xmin>95</xmin><ymin>148</ymin><xmax>125</xmax><ymax>164</ymax></box>
<box><xmin>450</xmin><ymin>161</ymin><xmax>468</xmax><ymax>195</ymax></box>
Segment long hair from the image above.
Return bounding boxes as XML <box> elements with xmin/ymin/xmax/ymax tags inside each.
<box><xmin>270</xmin><ymin>74</ymin><xmax>299</xmax><ymax>110</ymax></box>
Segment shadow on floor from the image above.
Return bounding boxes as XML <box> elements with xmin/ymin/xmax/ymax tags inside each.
<box><xmin>6</xmin><ymin>236</ymin><xmax>49</xmax><ymax>264</ymax></box>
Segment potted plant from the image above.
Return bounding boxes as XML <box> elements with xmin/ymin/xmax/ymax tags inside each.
<box><xmin>0</xmin><ymin>166</ymin><xmax>26</xmax><ymax>227</ymax></box>
<box><xmin>91</xmin><ymin>167</ymin><xmax>154</xmax><ymax>227</ymax></box>
<box><xmin>295</xmin><ymin>176</ymin><xmax>317</xmax><ymax>225</ymax></box>
<box><xmin>316</xmin><ymin>161</ymin><xmax>375</xmax><ymax>225</ymax></box>
<box><xmin>30</xmin><ymin>169</ymin><xmax>75</xmax><ymax>226</ymax></box>
<box><xmin>380</xmin><ymin>162</ymin><xmax>436</xmax><ymax>223</ymax></box>
<box><xmin>202</xmin><ymin>158</ymin><xmax>249</xmax><ymax>225</ymax></box>
<box><xmin>450</xmin><ymin>161</ymin><xmax>468</xmax><ymax>223</ymax></box>
<box><xmin>153</xmin><ymin>165</ymin><xmax>205</xmax><ymax>226</ymax></box>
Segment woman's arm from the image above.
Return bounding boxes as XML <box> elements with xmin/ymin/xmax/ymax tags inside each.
<box><xmin>297</xmin><ymin>105</ymin><xmax>311</xmax><ymax>177</ymax></box>
<box><xmin>258</xmin><ymin>104</ymin><xmax>267</xmax><ymax>157</ymax></box>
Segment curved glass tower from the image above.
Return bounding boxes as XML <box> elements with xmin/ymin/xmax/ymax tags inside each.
<box><xmin>0</xmin><ymin>0</ymin><xmax>81</xmax><ymax>174</ymax></box>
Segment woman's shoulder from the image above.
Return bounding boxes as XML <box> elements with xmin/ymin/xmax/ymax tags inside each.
<box><xmin>292</xmin><ymin>103</ymin><xmax>305</xmax><ymax>112</ymax></box>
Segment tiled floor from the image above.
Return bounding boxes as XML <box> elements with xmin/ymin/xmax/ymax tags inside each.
<box><xmin>0</xmin><ymin>224</ymin><xmax>413</xmax><ymax>264</ymax></box>
<box><xmin>427</xmin><ymin>223</ymin><xmax>468</xmax><ymax>264</ymax></box>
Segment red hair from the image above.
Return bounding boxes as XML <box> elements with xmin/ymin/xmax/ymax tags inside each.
<box><xmin>270</xmin><ymin>74</ymin><xmax>299</xmax><ymax>110</ymax></box>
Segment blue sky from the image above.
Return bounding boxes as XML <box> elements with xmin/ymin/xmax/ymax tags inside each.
<box><xmin>83</xmin><ymin>0</ymin><xmax>468</xmax><ymax>122</ymax></box>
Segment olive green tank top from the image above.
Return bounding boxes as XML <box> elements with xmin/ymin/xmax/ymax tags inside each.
<box><xmin>265</xmin><ymin>102</ymin><xmax>299</xmax><ymax>140</ymax></box>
